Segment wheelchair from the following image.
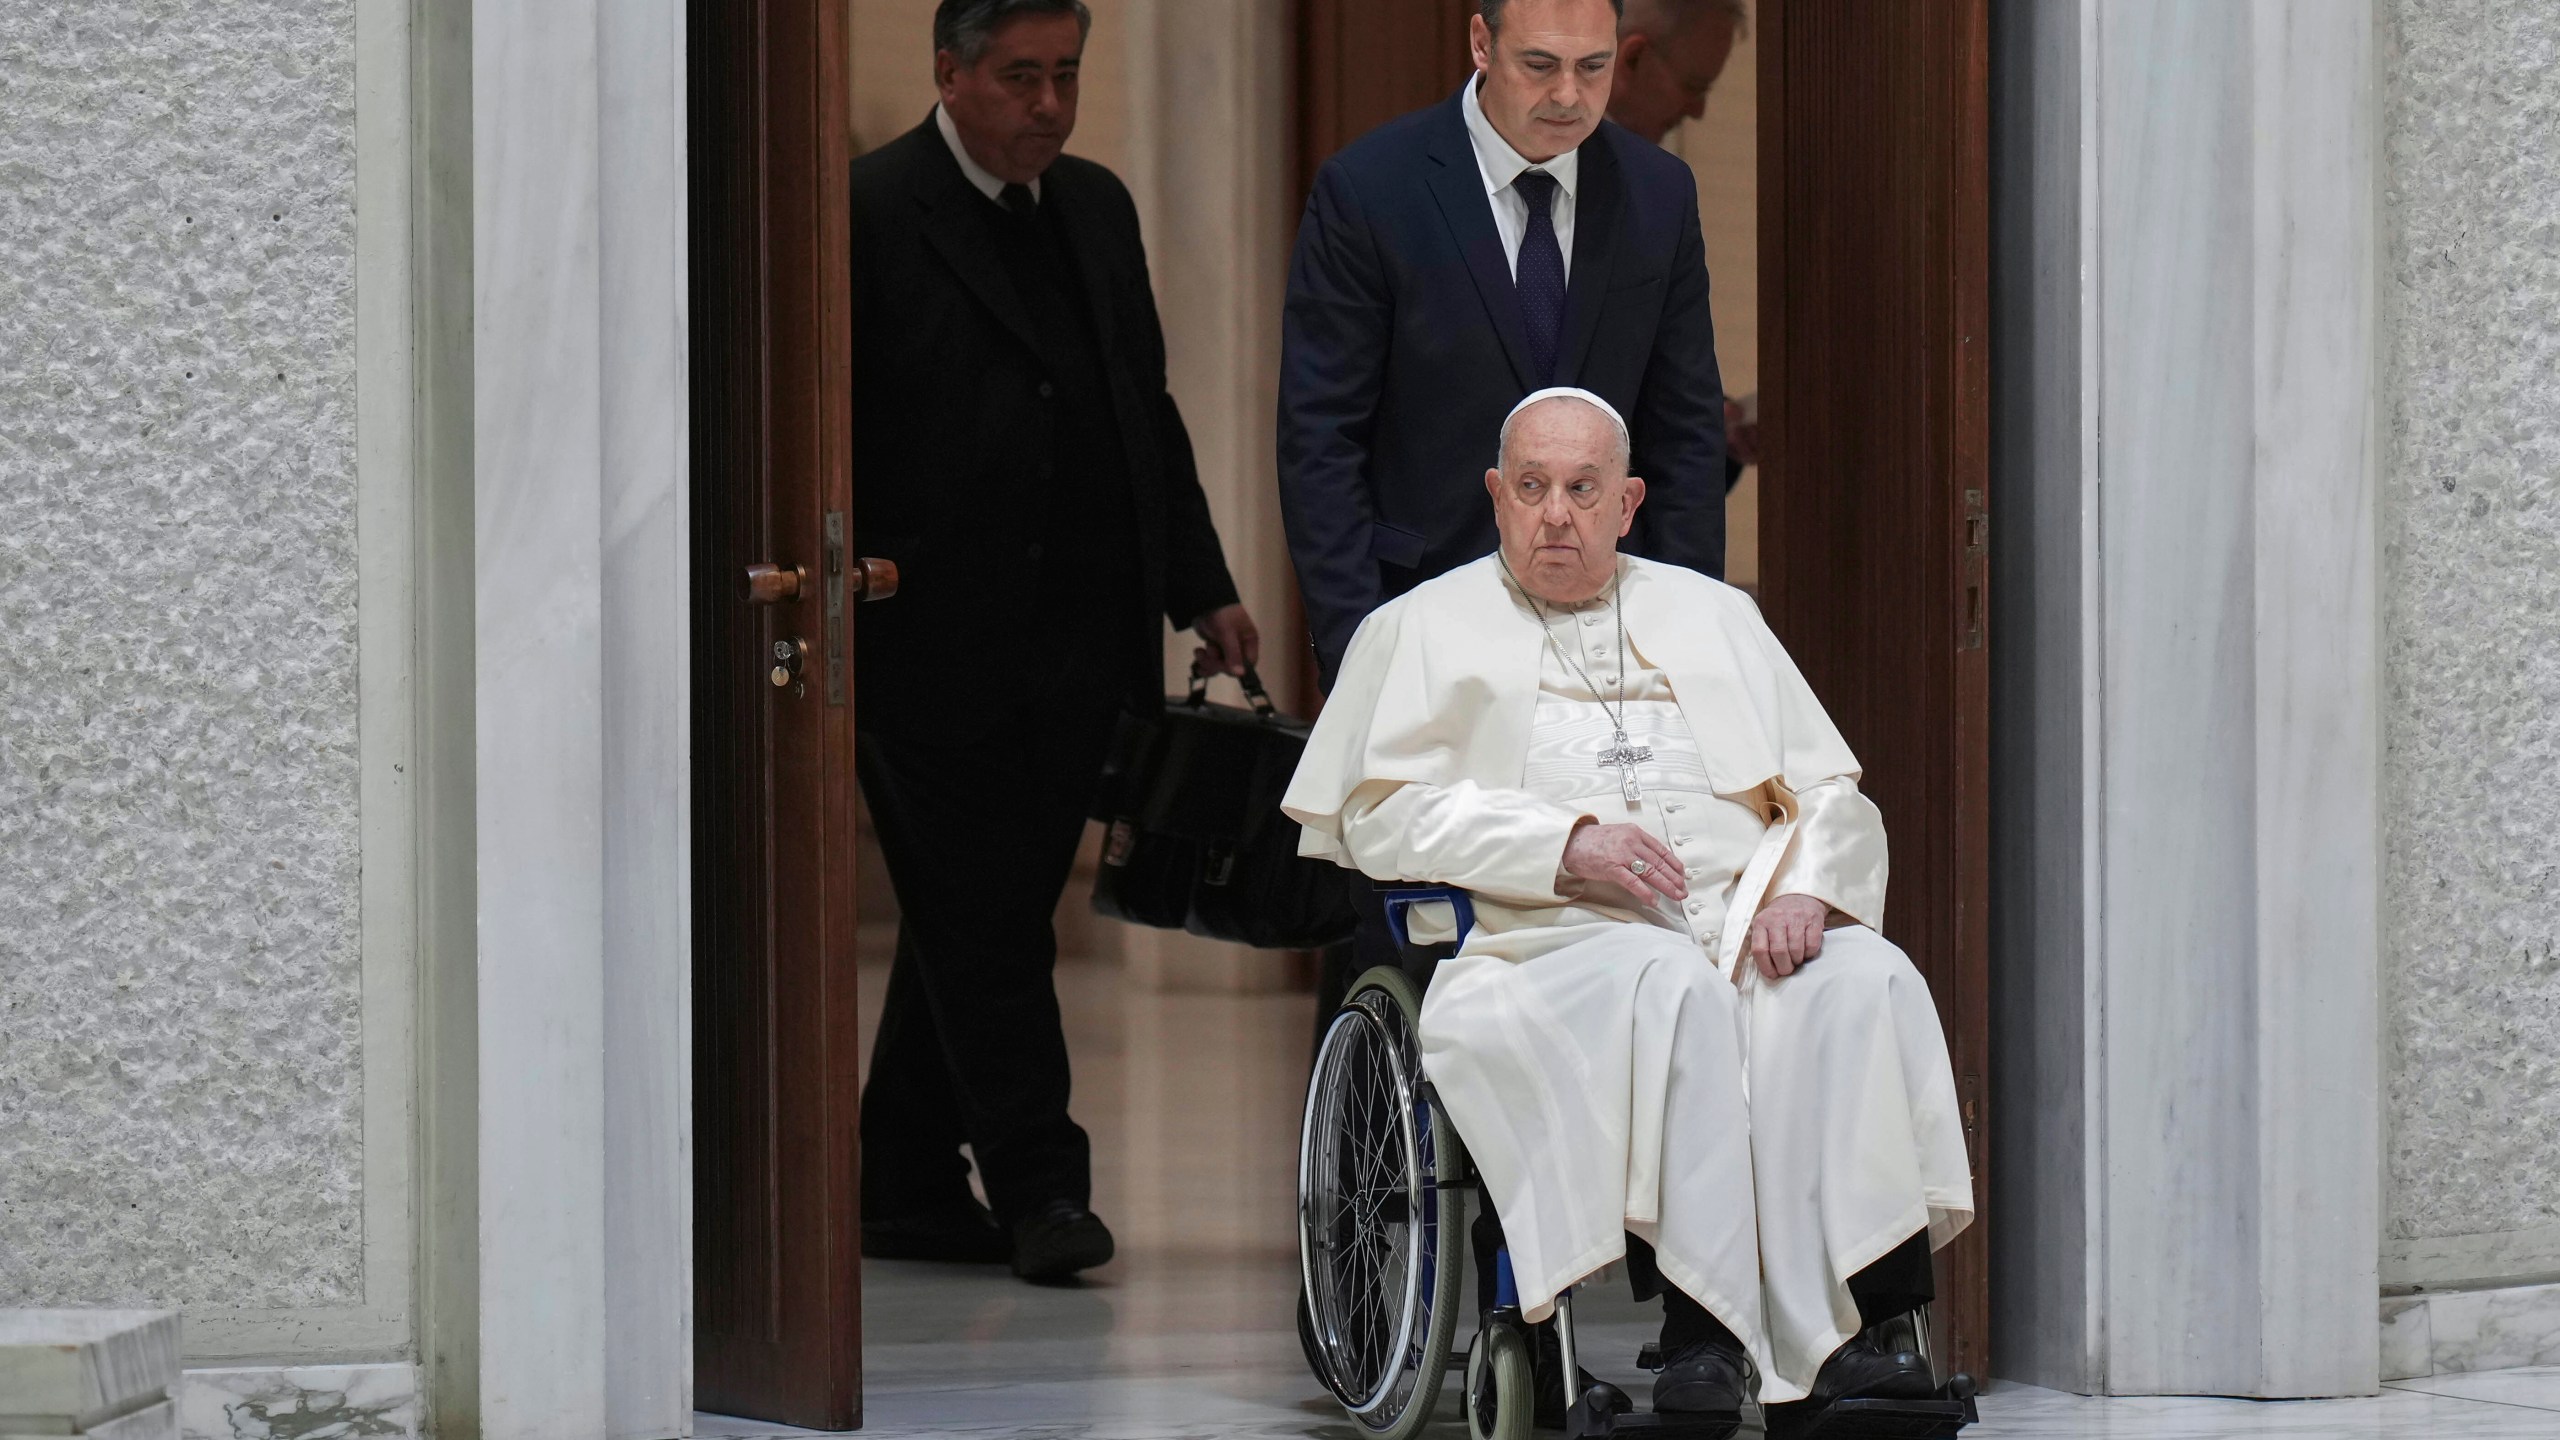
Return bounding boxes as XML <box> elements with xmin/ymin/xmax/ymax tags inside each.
<box><xmin>1296</xmin><ymin>886</ymin><xmax>1978</xmax><ymax>1440</ymax></box>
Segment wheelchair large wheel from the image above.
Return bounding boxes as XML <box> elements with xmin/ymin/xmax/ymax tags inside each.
<box><xmin>1300</xmin><ymin>965</ymin><xmax>1469</xmax><ymax>1440</ymax></box>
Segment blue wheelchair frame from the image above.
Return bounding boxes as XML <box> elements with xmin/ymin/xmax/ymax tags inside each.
<box><xmin>1379</xmin><ymin>884</ymin><xmax>1477</xmax><ymax>951</ymax></box>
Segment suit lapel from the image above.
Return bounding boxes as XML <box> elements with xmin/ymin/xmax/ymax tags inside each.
<box><xmin>1425</xmin><ymin>93</ymin><xmax>1537</xmax><ymax>392</ymax></box>
<box><xmin>1554</xmin><ymin>131</ymin><xmax>1622</xmax><ymax>386</ymax></box>
<box><xmin>910</xmin><ymin>133</ymin><xmax>1047</xmax><ymax>362</ymax></box>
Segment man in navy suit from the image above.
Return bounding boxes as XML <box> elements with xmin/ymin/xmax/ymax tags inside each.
<box><xmin>1279</xmin><ymin>0</ymin><xmax>1728</xmax><ymax>692</ymax></box>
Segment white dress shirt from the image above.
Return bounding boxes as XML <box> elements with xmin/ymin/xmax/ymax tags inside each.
<box><xmin>1460</xmin><ymin>74</ymin><xmax>1579</xmax><ymax>283</ymax></box>
<box><xmin>935</xmin><ymin>103</ymin><xmax>1040</xmax><ymax>205</ymax></box>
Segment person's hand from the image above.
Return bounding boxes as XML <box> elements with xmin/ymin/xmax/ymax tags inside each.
<box><xmin>1561</xmin><ymin>820</ymin><xmax>1689</xmax><ymax>902</ymax></box>
<box><xmin>1724</xmin><ymin>396</ymin><xmax>1762</xmax><ymax>470</ymax></box>
<box><xmin>1744</xmin><ymin>892</ymin><xmax>1831</xmax><ymax>980</ymax></box>
<box><xmin>1191</xmin><ymin>603</ymin><xmax>1261</xmax><ymax>678</ymax></box>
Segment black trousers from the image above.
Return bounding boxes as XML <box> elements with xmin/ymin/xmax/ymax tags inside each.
<box><xmin>1311</xmin><ymin>877</ymin><xmax>1412</xmax><ymax>1053</ymax></box>
<box><xmin>855</xmin><ymin>679</ymin><xmax>1125</xmax><ymax>1228</ymax></box>
<box><xmin>1641</xmin><ymin>1229</ymin><xmax>1936</xmax><ymax>1349</ymax></box>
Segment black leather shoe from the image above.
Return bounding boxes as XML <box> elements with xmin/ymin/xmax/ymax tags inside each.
<box><xmin>1803</xmin><ymin>1327</ymin><xmax>1936</xmax><ymax>1406</ymax></box>
<box><xmin>1653</xmin><ymin>1335</ymin><xmax>1752</xmax><ymax>1414</ymax></box>
<box><xmin>1528</xmin><ymin>1320</ymin><xmax>1631</xmax><ymax>1429</ymax></box>
<box><xmin>1010</xmin><ymin>1199</ymin><xmax>1115</xmax><ymax>1283</ymax></box>
<box><xmin>860</xmin><ymin>1196</ymin><xmax>1011</xmax><ymax>1264</ymax></box>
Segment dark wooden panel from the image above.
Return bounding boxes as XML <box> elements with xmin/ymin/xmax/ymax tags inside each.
<box><xmin>1757</xmin><ymin>0</ymin><xmax>1993</xmax><ymax>1381</ymax></box>
<box><xmin>691</xmin><ymin>0</ymin><xmax>863</xmax><ymax>1428</ymax></box>
<box><xmin>1293</xmin><ymin>0</ymin><xmax>1476</xmax><ymax>207</ymax></box>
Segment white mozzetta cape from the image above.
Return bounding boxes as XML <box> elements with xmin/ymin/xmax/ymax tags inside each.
<box><xmin>1282</xmin><ymin>554</ymin><xmax>1885</xmax><ymax>972</ymax></box>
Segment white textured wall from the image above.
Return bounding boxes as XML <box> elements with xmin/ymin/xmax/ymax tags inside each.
<box><xmin>0</xmin><ymin>2</ymin><xmax>362</xmax><ymax>1308</ymax></box>
<box><xmin>2380</xmin><ymin>0</ymin><xmax>2560</xmax><ymax>1287</ymax></box>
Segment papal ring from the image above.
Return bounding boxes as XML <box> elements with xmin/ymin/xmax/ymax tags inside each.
<box><xmin>1629</xmin><ymin>860</ymin><xmax>1650</xmax><ymax>876</ymax></box>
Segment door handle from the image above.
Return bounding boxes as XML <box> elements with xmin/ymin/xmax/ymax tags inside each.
<box><xmin>850</xmin><ymin>557</ymin><xmax>898</xmax><ymax>602</ymax></box>
<box><xmin>744</xmin><ymin>562</ymin><xmax>806</xmax><ymax>604</ymax></box>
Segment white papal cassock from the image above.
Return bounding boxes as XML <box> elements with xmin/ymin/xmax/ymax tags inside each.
<box><xmin>1281</xmin><ymin>555</ymin><xmax>1973</xmax><ymax>1404</ymax></box>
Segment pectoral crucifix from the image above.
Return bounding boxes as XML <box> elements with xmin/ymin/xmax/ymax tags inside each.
<box><xmin>1598</xmin><ymin>729</ymin><xmax>1653</xmax><ymax>803</ymax></box>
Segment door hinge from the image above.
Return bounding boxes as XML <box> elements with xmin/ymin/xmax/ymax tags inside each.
<box><xmin>1961</xmin><ymin>489</ymin><xmax>1988</xmax><ymax>652</ymax></box>
<box><xmin>824</xmin><ymin>511</ymin><xmax>848</xmax><ymax>706</ymax></box>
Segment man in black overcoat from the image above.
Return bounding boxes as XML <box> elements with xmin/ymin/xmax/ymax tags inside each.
<box><xmin>848</xmin><ymin>0</ymin><xmax>1260</xmax><ymax>1284</ymax></box>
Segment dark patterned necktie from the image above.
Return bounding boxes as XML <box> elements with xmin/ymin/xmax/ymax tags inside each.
<box><xmin>1513</xmin><ymin>169</ymin><xmax>1566</xmax><ymax>384</ymax></box>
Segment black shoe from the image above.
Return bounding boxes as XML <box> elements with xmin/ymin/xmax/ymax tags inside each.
<box><xmin>1010</xmin><ymin>1199</ymin><xmax>1115</xmax><ymax>1283</ymax></box>
<box><xmin>1528</xmin><ymin>1319</ymin><xmax>1631</xmax><ymax>1429</ymax></box>
<box><xmin>1653</xmin><ymin>1335</ymin><xmax>1751</xmax><ymax>1414</ymax></box>
<box><xmin>860</xmin><ymin>1196</ymin><xmax>1011</xmax><ymax>1264</ymax></box>
<box><xmin>1803</xmin><ymin>1327</ymin><xmax>1936</xmax><ymax>1407</ymax></box>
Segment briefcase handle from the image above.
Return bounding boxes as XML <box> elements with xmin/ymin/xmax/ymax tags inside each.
<box><xmin>1185</xmin><ymin>661</ymin><xmax>1279</xmax><ymax>718</ymax></box>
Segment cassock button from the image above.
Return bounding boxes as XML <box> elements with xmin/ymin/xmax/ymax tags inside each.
<box><xmin>1666</xmin><ymin>803</ymin><xmax>1686</xmax><ymax>813</ymax></box>
<box><xmin>1687</xmin><ymin>901</ymin><xmax>1704</xmax><ymax>914</ymax></box>
<box><xmin>1038</xmin><ymin>381</ymin><xmax>1056</xmax><ymax>398</ymax></box>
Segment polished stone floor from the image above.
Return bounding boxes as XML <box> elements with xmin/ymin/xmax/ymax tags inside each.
<box><xmin>696</xmin><ymin>952</ymin><xmax>2560</xmax><ymax>1438</ymax></box>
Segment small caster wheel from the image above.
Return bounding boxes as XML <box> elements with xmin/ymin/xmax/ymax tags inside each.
<box><xmin>1466</xmin><ymin>1323</ymin><xmax>1535</xmax><ymax>1440</ymax></box>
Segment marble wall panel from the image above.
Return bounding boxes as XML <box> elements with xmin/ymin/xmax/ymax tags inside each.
<box><xmin>0</xmin><ymin>1</ymin><xmax>363</xmax><ymax>1308</ymax></box>
<box><xmin>177</xmin><ymin>1364</ymin><xmax>414</xmax><ymax>1440</ymax></box>
<box><xmin>2379</xmin><ymin>0</ymin><xmax>2560</xmax><ymax>1279</ymax></box>
<box><xmin>1994</xmin><ymin>0</ymin><xmax>2379</xmax><ymax>1395</ymax></box>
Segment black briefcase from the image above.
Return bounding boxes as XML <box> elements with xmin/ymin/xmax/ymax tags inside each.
<box><xmin>1090</xmin><ymin>666</ymin><xmax>1356</xmax><ymax>949</ymax></box>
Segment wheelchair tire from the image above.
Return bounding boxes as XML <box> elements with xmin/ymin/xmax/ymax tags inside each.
<box><xmin>1464</xmin><ymin>1322</ymin><xmax>1535</xmax><ymax>1440</ymax></box>
<box><xmin>1299</xmin><ymin>965</ymin><xmax>1470</xmax><ymax>1440</ymax></box>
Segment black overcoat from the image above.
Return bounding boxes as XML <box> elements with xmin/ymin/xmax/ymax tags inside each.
<box><xmin>849</xmin><ymin>115</ymin><xmax>1239</xmax><ymax>727</ymax></box>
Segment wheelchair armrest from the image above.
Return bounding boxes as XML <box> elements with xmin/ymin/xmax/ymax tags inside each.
<box><xmin>1377</xmin><ymin>884</ymin><xmax>1476</xmax><ymax>949</ymax></box>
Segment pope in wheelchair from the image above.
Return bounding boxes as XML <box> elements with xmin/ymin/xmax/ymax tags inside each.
<box><xmin>1281</xmin><ymin>389</ymin><xmax>1976</xmax><ymax>1440</ymax></box>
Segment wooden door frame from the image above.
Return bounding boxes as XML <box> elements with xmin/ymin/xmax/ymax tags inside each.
<box><xmin>1756</xmin><ymin>0</ymin><xmax>1993</xmax><ymax>1375</ymax></box>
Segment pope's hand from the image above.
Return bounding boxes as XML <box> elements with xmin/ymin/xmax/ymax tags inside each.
<box><xmin>1191</xmin><ymin>603</ymin><xmax>1261</xmax><ymax>678</ymax></box>
<box><xmin>1745</xmin><ymin>892</ymin><xmax>1832</xmax><ymax>980</ymax></box>
<box><xmin>1561</xmin><ymin>820</ymin><xmax>1688</xmax><ymax>902</ymax></box>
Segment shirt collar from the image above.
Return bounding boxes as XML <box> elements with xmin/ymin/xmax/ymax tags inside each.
<box><xmin>1460</xmin><ymin>74</ymin><xmax>1581</xmax><ymax>202</ymax></box>
<box><xmin>935</xmin><ymin>103</ymin><xmax>1041</xmax><ymax>206</ymax></box>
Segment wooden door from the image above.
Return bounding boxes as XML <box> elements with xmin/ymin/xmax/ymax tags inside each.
<box><xmin>1756</xmin><ymin>0</ymin><xmax>1993</xmax><ymax>1378</ymax></box>
<box><xmin>688</xmin><ymin>0</ymin><xmax>867</xmax><ymax>1428</ymax></box>
<box><xmin>1293</xmin><ymin>0</ymin><xmax>1475</xmax><ymax>204</ymax></box>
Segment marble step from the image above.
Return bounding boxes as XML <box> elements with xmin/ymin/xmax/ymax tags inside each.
<box><xmin>0</xmin><ymin>1311</ymin><xmax>179</xmax><ymax>1434</ymax></box>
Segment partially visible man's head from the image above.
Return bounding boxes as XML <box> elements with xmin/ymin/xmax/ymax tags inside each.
<box><xmin>1471</xmin><ymin>0</ymin><xmax>1626</xmax><ymax>164</ymax></box>
<box><xmin>934</xmin><ymin>0</ymin><xmax>1091</xmax><ymax>184</ymax></box>
<box><xmin>1486</xmin><ymin>390</ymin><xmax>1646</xmax><ymax>604</ymax></box>
<box><xmin>1607</xmin><ymin>0</ymin><xmax>1745</xmax><ymax>144</ymax></box>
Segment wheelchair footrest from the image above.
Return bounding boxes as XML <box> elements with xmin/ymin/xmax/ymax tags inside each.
<box><xmin>1567</xmin><ymin>1386</ymin><xmax>1739</xmax><ymax>1440</ymax></box>
<box><xmin>1576</xmin><ymin>1411</ymin><xmax>1741</xmax><ymax>1440</ymax></box>
<box><xmin>1766</xmin><ymin>1392</ymin><xmax>1977</xmax><ymax>1440</ymax></box>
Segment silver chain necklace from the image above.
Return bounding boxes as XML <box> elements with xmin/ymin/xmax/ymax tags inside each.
<box><xmin>1503</xmin><ymin>556</ymin><xmax>1654</xmax><ymax>802</ymax></box>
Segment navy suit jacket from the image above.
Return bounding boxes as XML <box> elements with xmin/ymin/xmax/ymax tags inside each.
<box><xmin>1279</xmin><ymin>86</ymin><xmax>1727</xmax><ymax>687</ymax></box>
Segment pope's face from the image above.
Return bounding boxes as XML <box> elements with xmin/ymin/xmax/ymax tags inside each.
<box><xmin>1607</xmin><ymin>10</ymin><xmax>1739</xmax><ymax>144</ymax></box>
<box><xmin>1485</xmin><ymin>399</ymin><xmax>1647</xmax><ymax>604</ymax></box>
<box><xmin>1471</xmin><ymin>0</ymin><xmax>1620</xmax><ymax>163</ymax></box>
<box><xmin>936</xmin><ymin>13</ymin><xmax>1083</xmax><ymax>185</ymax></box>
